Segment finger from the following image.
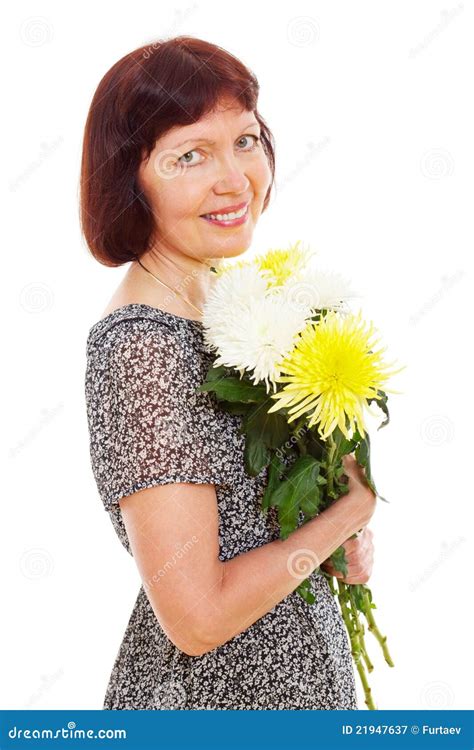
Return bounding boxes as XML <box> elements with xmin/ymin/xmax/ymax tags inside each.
<box><xmin>345</xmin><ymin>540</ymin><xmax>370</xmax><ymax>558</ymax></box>
<box><xmin>346</xmin><ymin>550</ymin><xmax>373</xmax><ymax>570</ymax></box>
<box><xmin>346</xmin><ymin>556</ymin><xmax>374</xmax><ymax>580</ymax></box>
<box><xmin>322</xmin><ymin>565</ymin><xmax>343</xmax><ymax>578</ymax></box>
<box><xmin>346</xmin><ymin>530</ymin><xmax>372</xmax><ymax>555</ymax></box>
<box><xmin>342</xmin><ymin>540</ymin><xmax>359</xmax><ymax>555</ymax></box>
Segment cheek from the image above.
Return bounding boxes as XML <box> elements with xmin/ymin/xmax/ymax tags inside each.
<box><xmin>155</xmin><ymin>182</ymin><xmax>204</xmax><ymax>222</ymax></box>
<box><xmin>252</xmin><ymin>155</ymin><xmax>272</xmax><ymax>196</ymax></box>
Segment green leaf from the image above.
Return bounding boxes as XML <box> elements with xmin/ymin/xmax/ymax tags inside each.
<box><xmin>296</xmin><ymin>578</ymin><xmax>316</xmax><ymax>605</ymax></box>
<box><xmin>300</xmin><ymin>485</ymin><xmax>322</xmax><ymax>517</ymax></box>
<box><xmin>367</xmin><ymin>389</ymin><xmax>390</xmax><ymax>430</ymax></box>
<box><xmin>202</xmin><ymin>364</ymin><xmax>229</xmax><ymax>382</ymax></box>
<box><xmin>269</xmin><ymin>455</ymin><xmax>324</xmax><ymax>538</ymax></box>
<box><xmin>305</xmin><ymin>429</ymin><xmax>326</xmax><ymax>461</ymax></box>
<box><xmin>240</xmin><ymin>397</ymin><xmax>292</xmax><ymax>478</ymax></box>
<box><xmin>356</xmin><ymin>435</ymin><xmax>369</xmax><ymax>466</ymax></box>
<box><xmin>352</xmin><ymin>584</ymin><xmax>365</xmax><ymax>611</ymax></box>
<box><xmin>332</xmin><ymin>424</ymin><xmax>359</xmax><ymax>455</ymax></box>
<box><xmin>244</xmin><ymin>431</ymin><xmax>271</xmax><ymax>476</ymax></box>
<box><xmin>278</xmin><ymin>495</ymin><xmax>300</xmax><ymax>539</ymax></box>
<box><xmin>241</xmin><ymin>399</ymin><xmax>290</xmax><ymax>450</ymax></box>
<box><xmin>218</xmin><ymin>401</ymin><xmax>251</xmax><ymax>416</ymax></box>
<box><xmin>354</xmin><ymin>432</ymin><xmax>389</xmax><ymax>503</ymax></box>
<box><xmin>197</xmin><ymin>376</ymin><xmax>267</xmax><ymax>403</ymax></box>
<box><xmin>261</xmin><ymin>453</ymin><xmax>286</xmax><ymax>512</ymax></box>
<box><xmin>330</xmin><ymin>545</ymin><xmax>349</xmax><ymax>578</ymax></box>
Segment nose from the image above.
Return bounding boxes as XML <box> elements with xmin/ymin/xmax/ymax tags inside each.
<box><xmin>213</xmin><ymin>152</ymin><xmax>250</xmax><ymax>195</ymax></box>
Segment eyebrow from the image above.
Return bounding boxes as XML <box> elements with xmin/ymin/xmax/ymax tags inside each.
<box><xmin>172</xmin><ymin>121</ymin><xmax>260</xmax><ymax>151</ymax></box>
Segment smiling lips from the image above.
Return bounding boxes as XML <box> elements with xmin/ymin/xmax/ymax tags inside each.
<box><xmin>200</xmin><ymin>201</ymin><xmax>250</xmax><ymax>226</ymax></box>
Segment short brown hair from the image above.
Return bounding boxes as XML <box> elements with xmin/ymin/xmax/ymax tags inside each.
<box><xmin>79</xmin><ymin>36</ymin><xmax>276</xmax><ymax>267</ymax></box>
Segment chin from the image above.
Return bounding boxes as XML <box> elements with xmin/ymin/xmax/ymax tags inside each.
<box><xmin>212</xmin><ymin>243</ymin><xmax>253</xmax><ymax>262</ymax></box>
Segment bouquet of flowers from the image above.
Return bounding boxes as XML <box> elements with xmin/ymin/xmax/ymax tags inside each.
<box><xmin>197</xmin><ymin>241</ymin><xmax>405</xmax><ymax>709</ymax></box>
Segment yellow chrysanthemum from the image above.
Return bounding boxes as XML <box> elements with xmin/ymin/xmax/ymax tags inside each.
<box><xmin>255</xmin><ymin>240</ymin><xmax>316</xmax><ymax>287</ymax></box>
<box><xmin>213</xmin><ymin>241</ymin><xmax>316</xmax><ymax>285</ymax></box>
<box><xmin>267</xmin><ymin>309</ymin><xmax>405</xmax><ymax>441</ymax></box>
<box><xmin>213</xmin><ymin>254</ymin><xmax>251</xmax><ymax>277</ymax></box>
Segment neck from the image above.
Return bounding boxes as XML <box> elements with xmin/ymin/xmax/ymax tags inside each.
<box><xmin>133</xmin><ymin>247</ymin><xmax>216</xmax><ymax>312</ymax></box>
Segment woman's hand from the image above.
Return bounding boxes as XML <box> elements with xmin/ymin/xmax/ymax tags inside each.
<box><xmin>320</xmin><ymin>526</ymin><xmax>374</xmax><ymax>584</ymax></box>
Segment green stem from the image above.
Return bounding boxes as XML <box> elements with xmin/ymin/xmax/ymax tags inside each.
<box><xmin>348</xmin><ymin>585</ymin><xmax>374</xmax><ymax>673</ymax></box>
<box><xmin>337</xmin><ymin>581</ymin><xmax>376</xmax><ymax>710</ymax></box>
<box><xmin>325</xmin><ymin>573</ymin><xmax>337</xmax><ymax>596</ymax></box>
<box><xmin>292</xmin><ymin>415</ymin><xmax>307</xmax><ymax>456</ymax></box>
<box><xmin>325</xmin><ymin>432</ymin><xmax>337</xmax><ymax>501</ymax></box>
<box><xmin>361</xmin><ymin>590</ymin><xmax>395</xmax><ymax>667</ymax></box>
<box><xmin>358</xmin><ymin>619</ymin><xmax>374</xmax><ymax>673</ymax></box>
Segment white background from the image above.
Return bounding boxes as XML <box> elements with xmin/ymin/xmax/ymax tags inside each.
<box><xmin>2</xmin><ymin>0</ymin><xmax>472</xmax><ymax>711</ymax></box>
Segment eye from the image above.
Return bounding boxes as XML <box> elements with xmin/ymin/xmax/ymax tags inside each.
<box><xmin>177</xmin><ymin>134</ymin><xmax>261</xmax><ymax>168</ymax></box>
<box><xmin>178</xmin><ymin>150</ymin><xmax>203</xmax><ymax>167</ymax></box>
<box><xmin>236</xmin><ymin>134</ymin><xmax>261</xmax><ymax>151</ymax></box>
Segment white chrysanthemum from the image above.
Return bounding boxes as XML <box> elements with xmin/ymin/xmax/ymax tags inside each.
<box><xmin>202</xmin><ymin>266</ymin><xmax>310</xmax><ymax>392</ymax></box>
<box><xmin>280</xmin><ymin>267</ymin><xmax>360</xmax><ymax>314</ymax></box>
<box><xmin>205</xmin><ymin>264</ymin><xmax>268</xmax><ymax>314</ymax></box>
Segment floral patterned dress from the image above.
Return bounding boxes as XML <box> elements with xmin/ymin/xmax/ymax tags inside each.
<box><xmin>84</xmin><ymin>303</ymin><xmax>358</xmax><ymax>710</ymax></box>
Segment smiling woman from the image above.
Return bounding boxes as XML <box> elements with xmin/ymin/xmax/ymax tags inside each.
<box><xmin>80</xmin><ymin>36</ymin><xmax>275</xmax><ymax>270</ymax></box>
<box><xmin>82</xmin><ymin>35</ymin><xmax>364</xmax><ymax>711</ymax></box>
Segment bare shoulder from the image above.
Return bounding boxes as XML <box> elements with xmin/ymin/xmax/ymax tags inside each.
<box><xmin>99</xmin><ymin>270</ymin><xmax>156</xmax><ymax>321</ymax></box>
<box><xmin>98</xmin><ymin>262</ymin><xmax>198</xmax><ymax>322</ymax></box>
<box><xmin>100</xmin><ymin>297</ymin><xmax>134</xmax><ymax>320</ymax></box>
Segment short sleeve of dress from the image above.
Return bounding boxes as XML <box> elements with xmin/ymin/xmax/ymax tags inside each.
<box><xmin>86</xmin><ymin>317</ymin><xmax>228</xmax><ymax>511</ymax></box>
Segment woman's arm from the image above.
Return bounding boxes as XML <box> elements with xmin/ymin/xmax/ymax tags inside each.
<box><xmin>119</xmin><ymin>456</ymin><xmax>376</xmax><ymax>657</ymax></box>
<box><xmin>214</xmin><ymin>487</ymin><xmax>373</xmax><ymax>651</ymax></box>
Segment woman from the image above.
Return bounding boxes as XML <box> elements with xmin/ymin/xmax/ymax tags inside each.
<box><xmin>82</xmin><ymin>35</ymin><xmax>376</xmax><ymax>710</ymax></box>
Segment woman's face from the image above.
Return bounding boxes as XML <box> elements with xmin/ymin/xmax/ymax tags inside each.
<box><xmin>138</xmin><ymin>98</ymin><xmax>272</xmax><ymax>262</ymax></box>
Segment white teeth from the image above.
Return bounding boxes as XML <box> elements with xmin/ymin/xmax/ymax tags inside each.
<box><xmin>205</xmin><ymin>205</ymin><xmax>247</xmax><ymax>221</ymax></box>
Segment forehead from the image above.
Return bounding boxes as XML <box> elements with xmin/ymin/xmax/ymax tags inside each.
<box><xmin>159</xmin><ymin>104</ymin><xmax>257</xmax><ymax>147</ymax></box>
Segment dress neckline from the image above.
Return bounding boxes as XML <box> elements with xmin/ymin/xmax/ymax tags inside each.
<box><xmin>86</xmin><ymin>303</ymin><xmax>204</xmax><ymax>346</ymax></box>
